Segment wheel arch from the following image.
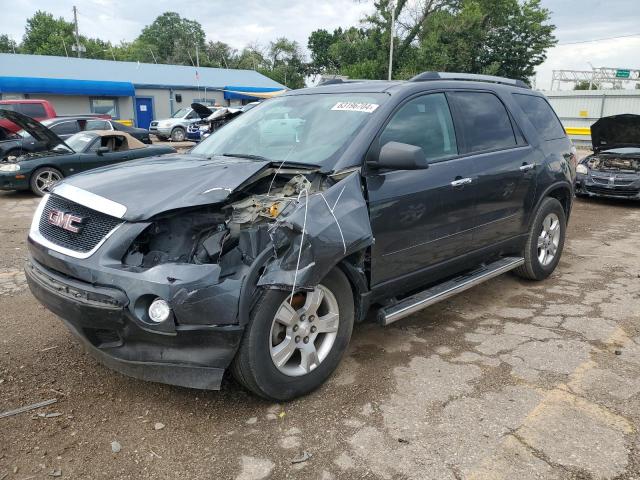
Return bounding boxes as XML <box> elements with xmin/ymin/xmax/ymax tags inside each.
<box><xmin>531</xmin><ymin>181</ymin><xmax>573</xmax><ymax>228</ymax></box>
<box><xmin>336</xmin><ymin>250</ymin><xmax>371</xmax><ymax>323</ymax></box>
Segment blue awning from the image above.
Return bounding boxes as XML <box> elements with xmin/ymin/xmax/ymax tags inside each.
<box><xmin>0</xmin><ymin>76</ymin><xmax>135</xmax><ymax>96</ymax></box>
<box><xmin>223</xmin><ymin>85</ymin><xmax>286</xmax><ymax>100</ymax></box>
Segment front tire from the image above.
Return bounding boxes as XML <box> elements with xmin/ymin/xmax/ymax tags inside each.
<box><xmin>170</xmin><ymin>127</ymin><xmax>185</xmax><ymax>142</ymax></box>
<box><xmin>514</xmin><ymin>197</ymin><xmax>566</xmax><ymax>280</ymax></box>
<box><xmin>232</xmin><ymin>268</ymin><xmax>354</xmax><ymax>400</ymax></box>
<box><xmin>30</xmin><ymin>167</ymin><xmax>63</xmax><ymax>197</ymax></box>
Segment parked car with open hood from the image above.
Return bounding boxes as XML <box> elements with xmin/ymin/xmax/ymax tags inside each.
<box><xmin>24</xmin><ymin>73</ymin><xmax>575</xmax><ymax>400</ymax></box>
<box><xmin>0</xmin><ymin>110</ymin><xmax>175</xmax><ymax>196</ymax></box>
<box><xmin>186</xmin><ymin>103</ymin><xmax>248</xmax><ymax>142</ymax></box>
<box><xmin>575</xmin><ymin>114</ymin><xmax>640</xmax><ymax>200</ymax></box>
<box><xmin>149</xmin><ymin>105</ymin><xmax>211</xmax><ymax>141</ymax></box>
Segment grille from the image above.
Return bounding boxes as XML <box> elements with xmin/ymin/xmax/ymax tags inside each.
<box><xmin>586</xmin><ymin>185</ymin><xmax>640</xmax><ymax>197</ymax></box>
<box><xmin>591</xmin><ymin>176</ymin><xmax>635</xmax><ymax>186</ymax></box>
<box><xmin>38</xmin><ymin>195</ymin><xmax>122</xmax><ymax>253</ymax></box>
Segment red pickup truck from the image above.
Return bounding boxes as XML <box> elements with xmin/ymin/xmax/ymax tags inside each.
<box><xmin>0</xmin><ymin>99</ymin><xmax>57</xmax><ymax>132</ymax></box>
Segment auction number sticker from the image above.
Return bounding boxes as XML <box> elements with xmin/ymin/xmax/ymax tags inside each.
<box><xmin>331</xmin><ymin>102</ymin><xmax>379</xmax><ymax>113</ymax></box>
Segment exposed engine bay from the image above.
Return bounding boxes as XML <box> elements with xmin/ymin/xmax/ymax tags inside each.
<box><xmin>586</xmin><ymin>154</ymin><xmax>640</xmax><ymax>173</ymax></box>
<box><xmin>120</xmin><ymin>165</ymin><xmax>373</xmax><ymax>291</ymax></box>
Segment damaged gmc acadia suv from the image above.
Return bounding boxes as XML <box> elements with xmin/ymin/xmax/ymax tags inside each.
<box><xmin>25</xmin><ymin>73</ymin><xmax>575</xmax><ymax>400</ymax></box>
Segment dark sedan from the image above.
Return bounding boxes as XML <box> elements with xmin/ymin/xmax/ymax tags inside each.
<box><xmin>575</xmin><ymin>114</ymin><xmax>640</xmax><ymax>200</ymax></box>
<box><xmin>1</xmin><ymin>116</ymin><xmax>152</xmax><ymax>160</ymax></box>
<box><xmin>0</xmin><ymin>110</ymin><xmax>175</xmax><ymax>196</ymax></box>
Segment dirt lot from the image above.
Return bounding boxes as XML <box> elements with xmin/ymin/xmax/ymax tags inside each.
<box><xmin>1</xmin><ymin>188</ymin><xmax>639</xmax><ymax>480</ymax></box>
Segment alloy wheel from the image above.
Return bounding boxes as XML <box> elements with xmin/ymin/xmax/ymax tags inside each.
<box><xmin>537</xmin><ymin>212</ymin><xmax>560</xmax><ymax>266</ymax></box>
<box><xmin>269</xmin><ymin>285</ymin><xmax>340</xmax><ymax>377</ymax></box>
<box><xmin>35</xmin><ymin>170</ymin><xmax>61</xmax><ymax>194</ymax></box>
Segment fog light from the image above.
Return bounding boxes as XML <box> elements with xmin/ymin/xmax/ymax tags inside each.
<box><xmin>148</xmin><ymin>298</ymin><xmax>171</xmax><ymax>323</ymax></box>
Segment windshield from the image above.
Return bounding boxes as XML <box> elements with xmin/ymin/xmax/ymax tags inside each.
<box><xmin>191</xmin><ymin>93</ymin><xmax>388</xmax><ymax>167</ymax></box>
<box><xmin>171</xmin><ymin>108</ymin><xmax>191</xmax><ymax>118</ymax></box>
<box><xmin>66</xmin><ymin>132</ymin><xmax>97</xmax><ymax>152</ymax></box>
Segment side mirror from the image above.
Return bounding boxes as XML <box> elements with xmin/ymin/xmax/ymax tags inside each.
<box><xmin>369</xmin><ymin>141</ymin><xmax>429</xmax><ymax>170</ymax></box>
<box><xmin>96</xmin><ymin>147</ymin><xmax>109</xmax><ymax>156</ymax></box>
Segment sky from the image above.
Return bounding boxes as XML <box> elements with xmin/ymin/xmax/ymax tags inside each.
<box><xmin>2</xmin><ymin>0</ymin><xmax>639</xmax><ymax>90</ymax></box>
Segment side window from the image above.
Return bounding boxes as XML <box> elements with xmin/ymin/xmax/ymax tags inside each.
<box><xmin>86</xmin><ymin>119</ymin><xmax>110</xmax><ymax>130</ymax></box>
<box><xmin>512</xmin><ymin>94</ymin><xmax>565</xmax><ymax>140</ymax></box>
<box><xmin>85</xmin><ymin>138</ymin><xmax>102</xmax><ymax>153</ymax></box>
<box><xmin>380</xmin><ymin>93</ymin><xmax>458</xmax><ymax>161</ymax></box>
<box><xmin>50</xmin><ymin>121</ymin><xmax>80</xmax><ymax>136</ymax></box>
<box><xmin>18</xmin><ymin>103</ymin><xmax>47</xmax><ymax>118</ymax></box>
<box><xmin>449</xmin><ymin>92</ymin><xmax>517</xmax><ymax>153</ymax></box>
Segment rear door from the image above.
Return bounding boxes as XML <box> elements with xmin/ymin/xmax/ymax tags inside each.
<box><xmin>367</xmin><ymin>92</ymin><xmax>477</xmax><ymax>287</ymax></box>
<box><xmin>447</xmin><ymin>90</ymin><xmax>538</xmax><ymax>246</ymax></box>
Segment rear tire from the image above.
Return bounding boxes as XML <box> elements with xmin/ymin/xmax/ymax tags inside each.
<box><xmin>514</xmin><ymin>197</ymin><xmax>566</xmax><ymax>281</ymax></box>
<box><xmin>232</xmin><ymin>268</ymin><xmax>354</xmax><ymax>400</ymax></box>
<box><xmin>30</xmin><ymin>167</ymin><xmax>63</xmax><ymax>197</ymax></box>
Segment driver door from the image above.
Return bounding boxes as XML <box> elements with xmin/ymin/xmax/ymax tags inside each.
<box><xmin>77</xmin><ymin>136</ymin><xmax>132</xmax><ymax>173</ymax></box>
<box><xmin>366</xmin><ymin>92</ymin><xmax>478</xmax><ymax>289</ymax></box>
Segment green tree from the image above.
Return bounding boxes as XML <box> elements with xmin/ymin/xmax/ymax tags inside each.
<box><xmin>307</xmin><ymin>0</ymin><xmax>556</xmax><ymax>82</ymax></box>
<box><xmin>0</xmin><ymin>34</ymin><xmax>18</xmax><ymax>54</ymax></box>
<box><xmin>204</xmin><ymin>41</ymin><xmax>238</xmax><ymax>68</ymax></box>
<box><xmin>21</xmin><ymin>10</ymin><xmax>75</xmax><ymax>56</ymax></box>
<box><xmin>137</xmin><ymin>12</ymin><xmax>206</xmax><ymax>65</ymax></box>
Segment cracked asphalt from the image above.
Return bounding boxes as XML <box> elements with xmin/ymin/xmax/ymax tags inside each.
<box><xmin>1</xmin><ymin>188</ymin><xmax>639</xmax><ymax>480</ymax></box>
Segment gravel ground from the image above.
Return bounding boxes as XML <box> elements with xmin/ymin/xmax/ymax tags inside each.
<box><xmin>1</xmin><ymin>185</ymin><xmax>639</xmax><ymax>479</ymax></box>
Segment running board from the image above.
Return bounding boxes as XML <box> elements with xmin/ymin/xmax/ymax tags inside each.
<box><xmin>377</xmin><ymin>257</ymin><xmax>524</xmax><ymax>326</ymax></box>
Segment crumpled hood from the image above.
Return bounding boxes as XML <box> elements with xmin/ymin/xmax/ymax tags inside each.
<box><xmin>56</xmin><ymin>154</ymin><xmax>270</xmax><ymax>221</ymax></box>
<box><xmin>591</xmin><ymin>114</ymin><xmax>640</xmax><ymax>152</ymax></box>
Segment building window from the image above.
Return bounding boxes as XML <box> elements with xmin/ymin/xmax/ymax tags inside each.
<box><xmin>90</xmin><ymin>98</ymin><xmax>119</xmax><ymax>118</ymax></box>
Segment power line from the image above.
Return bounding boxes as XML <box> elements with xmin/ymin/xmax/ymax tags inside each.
<box><xmin>558</xmin><ymin>32</ymin><xmax>640</xmax><ymax>46</ymax></box>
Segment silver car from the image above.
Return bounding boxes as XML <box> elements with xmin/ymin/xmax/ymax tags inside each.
<box><xmin>149</xmin><ymin>107</ymin><xmax>203</xmax><ymax>142</ymax></box>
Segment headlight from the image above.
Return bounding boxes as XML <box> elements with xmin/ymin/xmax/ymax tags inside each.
<box><xmin>576</xmin><ymin>164</ymin><xmax>588</xmax><ymax>175</ymax></box>
<box><xmin>0</xmin><ymin>163</ymin><xmax>20</xmax><ymax>172</ymax></box>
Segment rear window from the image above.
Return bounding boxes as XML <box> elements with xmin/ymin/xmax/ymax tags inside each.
<box><xmin>512</xmin><ymin>94</ymin><xmax>565</xmax><ymax>140</ymax></box>
<box><xmin>449</xmin><ymin>92</ymin><xmax>517</xmax><ymax>153</ymax></box>
<box><xmin>18</xmin><ymin>103</ymin><xmax>47</xmax><ymax>118</ymax></box>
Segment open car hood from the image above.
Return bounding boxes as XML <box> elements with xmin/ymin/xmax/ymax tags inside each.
<box><xmin>56</xmin><ymin>154</ymin><xmax>274</xmax><ymax>221</ymax></box>
<box><xmin>191</xmin><ymin>103</ymin><xmax>215</xmax><ymax>119</ymax></box>
<box><xmin>0</xmin><ymin>109</ymin><xmax>67</xmax><ymax>151</ymax></box>
<box><xmin>591</xmin><ymin>114</ymin><xmax>640</xmax><ymax>152</ymax></box>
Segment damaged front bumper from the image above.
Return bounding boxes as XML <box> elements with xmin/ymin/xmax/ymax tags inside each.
<box><xmin>26</xmin><ymin>238</ymin><xmax>247</xmax><ymax>390</ymax></box>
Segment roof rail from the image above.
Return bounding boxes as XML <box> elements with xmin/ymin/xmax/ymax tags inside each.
<box><xmin>318</xmin><ymin>78</ymin><xmax>358</xmax><ymax>86</ymax></box>
<box><xmin>410</xmin><ymin>71</ymin><xmax>530</xmax><ymax>89</ymax></box>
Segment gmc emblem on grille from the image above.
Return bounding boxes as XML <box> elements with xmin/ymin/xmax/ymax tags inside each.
<box><xmin>48</xmin><ymin>209</ymin><xmax>86</xmax><ymax>233</ymax></box>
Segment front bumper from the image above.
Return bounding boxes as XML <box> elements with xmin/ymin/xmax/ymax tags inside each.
<box><xmin>25</xmin><ymin>254</ymin><xmax>245</xmax><ymax>390</ymax></box>
<box><xmin>575</xmin><ymin>173</ymin><xmax>640</xmax><ymax>200</ymax></box>
<box><xmin>0</xmin><ymin>171</ymin><xmax>29</xmax><ymax>191</ymax></box>
<box><xmin>149</xmin><ymin>126</ymin><xmax>172</xmax><ymax>136</ymax></box>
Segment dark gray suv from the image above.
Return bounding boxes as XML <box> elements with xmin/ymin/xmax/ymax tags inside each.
<box><xmin>25</xmin><ymin>72</ymin><xmax>575</xmax><ymax>400</ymax></box>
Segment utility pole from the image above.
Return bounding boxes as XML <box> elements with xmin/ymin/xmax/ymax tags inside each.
<box><xmin>72</xmin><ymin>6</ymin><xmax>81</xmax><ymax>58</ymax></box>
<box><xmin>388</xmin><ymin>0</ymin><xmax>396</xmax><ymax>81</ymax></box>
<box><xmin>148</xmin><ymin>47</ymin><xmax>157</xmax><ymax>64</ymax></box>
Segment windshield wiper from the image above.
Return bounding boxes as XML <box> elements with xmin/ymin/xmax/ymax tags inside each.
<box><xmin>220</xmin><ymin>153</ymin><xmax>270</xmax><ymax>161</ymax></box>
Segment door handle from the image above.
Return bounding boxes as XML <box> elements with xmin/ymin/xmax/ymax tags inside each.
<box><xmin>451</xmin><ymin>177</ymin><xmax>473</xmax><ymax>187</ymax></box>
<box><xmin>519</xmin><ymin>163</ymin><xmax>535</xmax><ymax>172</ymax></box>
